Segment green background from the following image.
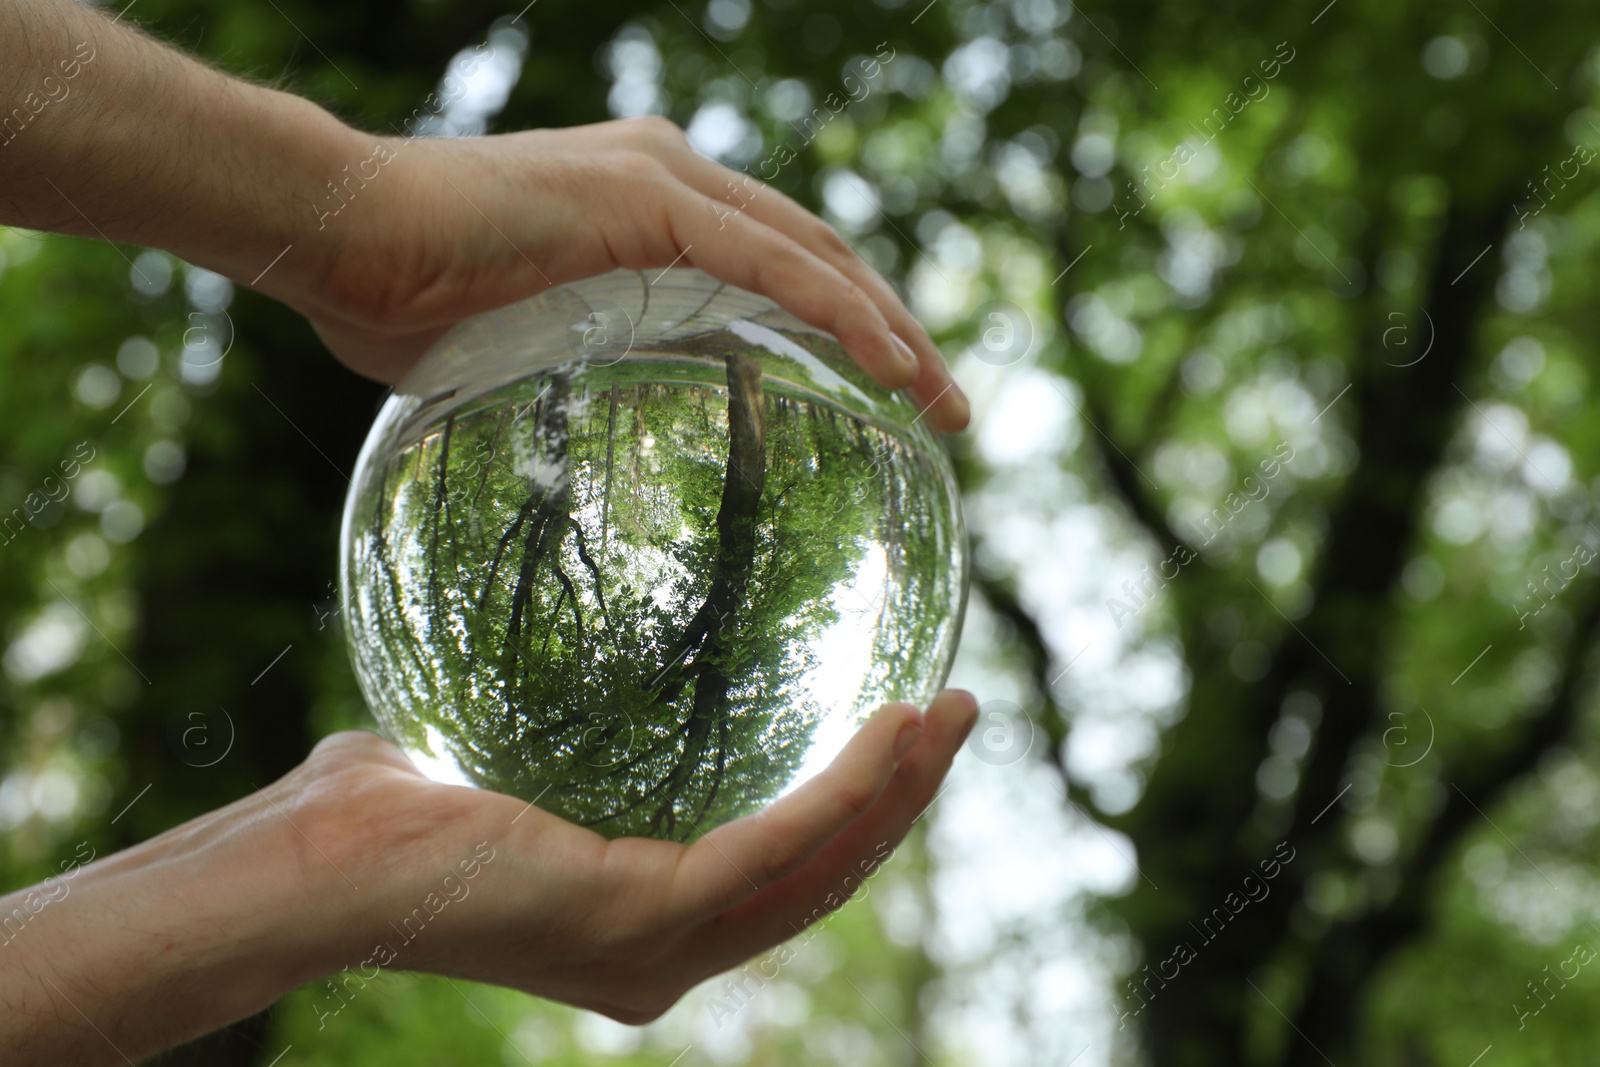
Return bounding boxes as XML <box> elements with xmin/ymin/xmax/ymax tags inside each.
<box><xmin>4</xmin><ymin>0</ymin><xmax>1600</xmax><ymax>1063</ymax></box>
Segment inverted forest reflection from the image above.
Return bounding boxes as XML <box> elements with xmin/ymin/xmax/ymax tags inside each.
<box><xmin>343</xmin><ymin>276</ymin><xmax>965</xmax><ymax>841</ymax></box>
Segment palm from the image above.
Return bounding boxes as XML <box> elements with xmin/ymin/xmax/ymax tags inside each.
<box><xmin>293</xmin><ymin>692</ymin><xmax>975</xmax><ymax>1023</ymax></box>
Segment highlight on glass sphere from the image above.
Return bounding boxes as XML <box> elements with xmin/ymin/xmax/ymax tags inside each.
<box><xmin>339</xmin><ymin>268</ymin><xmax>968</xmax><ymax>841</ymax></box>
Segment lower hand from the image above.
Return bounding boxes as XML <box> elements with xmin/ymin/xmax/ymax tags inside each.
<box><xmin>0</xmin><ymin>691</ymin><xmax>977</xmax><ymax>1063</ymax></box>
<box><xmin>293</xmin><ymin>689</ymin><xmax>977</xmax><ymax>1022</ymax></box>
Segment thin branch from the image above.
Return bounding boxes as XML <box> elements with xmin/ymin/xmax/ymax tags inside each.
<box><xmin>972</xmin><ymin>569</ymin><xmax>1099</xmax><ymax>813</ymax></box>
<box><xmin>1073</xmin><ymin>368</ymin><xmax>1191</xmax><ymax>556</ymax></box>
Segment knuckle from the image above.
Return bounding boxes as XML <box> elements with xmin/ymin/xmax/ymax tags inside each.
<box><xmin>586</xmin><ymin>889</ymin><xmax>690</xmax><ymax>968</ymax></box>
<box><xmin>629</xmin><ymin>114</ymin><xmax>687</xmax><ymax>148</ymax></box>
<box><xmin>311</xmin><ymin>729</ymin><xmax>387</xmax><ymax>757</ymax></box>
<box><xmin>730</xmin><ymin>171</ymin><xmax>768</xmax><ymax>198</ymax></box>
<box><xmin>838</xmin><ymin>282</ymin><xmax>880</xmax><ymax>326</ymax></box>
<box><xmin>600</xmin><ymin>912</ymin><xmax>660</xmax><ymax>960</ymax></box>
<box><xmin>814</xmin><ymin>221</ymin><xmax>855</xmax><ymax>260</ymax></box>
<box><xmin>770</xmin><ymin>235</ymin><xmax>810</xmax><ymax>268</ymax></box>
<box><xmin>758</xmin><ymin>832</ymin><xmax>807</xmax><ymax>885</ymax></box>
<box><xmin>577</xmin><ymin>890</ymin><xmax>647</xmax><ymax>952</ymax></box>
<box><xmin>834</xmin><ymin>776</ymin><xmax>878</xmax><ymax>819</ymax></box>
<box><xmin>315</xmin><ymin>241</ymin><xmax>438</xmax><ymax>328</ymax></box>
<box><xmin>303</xmin><ymin>731</ymin><xmax>403</xmax><ymax>779</ymax></box>
<box><xmin>609</xmin><ymin>149</ymin><xmax>671</xmax><ymax>183</ymax></box>
<box><xmin>607</xmin><ymin>983</ymin><xmax>683</xmax><ymax>1024</ymax></box>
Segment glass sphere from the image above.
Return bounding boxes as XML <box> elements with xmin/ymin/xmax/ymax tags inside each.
<box><xmin>340</xmin><ymin>268</ymin><xmax>968</xmax><ymax>841</ymax></box>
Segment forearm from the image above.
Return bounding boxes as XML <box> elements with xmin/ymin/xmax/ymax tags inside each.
<box><xmin>0</xmin><ymin>786</ymin><xmax>353</xmax><ymax>1065</ymax></box>
<box><xmin>0</xmin><ymin>0</ymin><xmax>359</xmax><ymax>292</ymax></box>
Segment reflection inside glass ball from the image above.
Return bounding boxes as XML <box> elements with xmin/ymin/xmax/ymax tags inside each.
<box><xmin>341</xmin><ymin>269</ymin><xmax>966</xmax><ymax>841</ymax></box>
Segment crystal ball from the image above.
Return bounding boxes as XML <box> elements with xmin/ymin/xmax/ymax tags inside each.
<box><xmin>339</xmin><ymin>268</ymin><xmax>968</xmax><ymax>841</ymax></box>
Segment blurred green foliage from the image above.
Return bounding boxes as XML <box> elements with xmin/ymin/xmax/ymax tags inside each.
<box><xmin>9</xmin><ymin>0</ymin><xmax>1600</xmax><ymax>1063</ymax></box>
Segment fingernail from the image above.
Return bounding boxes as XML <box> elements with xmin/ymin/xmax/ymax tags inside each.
<box><xmin>953</xmin><ymin>697</ymin><xmax>979</xmax><ymax>743</ymax></box>
<box><xmin>890</xmin><ymin>333</ymin><xmax>920</xmax><ymax>376</ymax></box>
<box><xmin>959</xmin><ymin>711</ymin><xmax>978</xmax><ymax>744</ymax></box>
<box><xmin>892</xmin><ymin>721</ymin><xmax>924</xmax><ymax>762</ymax></box>
<box><xmin>944</xmin><ymin>381</ymin><xmax>972</xmax><ymax>429</ymax></box>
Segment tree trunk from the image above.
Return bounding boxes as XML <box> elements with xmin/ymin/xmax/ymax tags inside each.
<box><xmin>1125</xmin><ymin>194</ymin><xmax>1518</xmax><ymax>1066</ymax></box>
<box><xmin>649</xmin><ymin>353</ymin><xmax>767</xmax><ymax>835</ymax></box>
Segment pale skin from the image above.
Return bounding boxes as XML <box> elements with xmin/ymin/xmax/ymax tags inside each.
<box><xmin>0</xmin><ymin>1</ymin><xmax>978</xmax><ymax>1063</ymax></box>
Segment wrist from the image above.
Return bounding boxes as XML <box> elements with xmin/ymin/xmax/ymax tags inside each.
<box><xmin>0</xmin><ymin>783</ymin><xmax>352</xmax><ymax>1062</ymax></box>
<box><xmin>264</xmin><ymin>128</ymin><xmax>473</xmax><ymax>341</ymax></box>
<box><xmin>163</xmin><ymin>88</ymin><xmax>372</xmax><ymax>306</ymax></box>
<box><xmin>256</xmin><ymin>126</ymin><xmax>419</xmax><ymax>324</ymax></box>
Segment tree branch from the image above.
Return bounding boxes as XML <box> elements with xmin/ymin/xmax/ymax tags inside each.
<box><xmin>1072</xmin><ymin>367</ymin><xmax>1192</xmax><ymax>557</ymax></box>
<box><xmin>970</xmin><ymin>568</ymin><xmax>1099</xmax><ymax>813</ymax></box>
<box><xmin>1284</xmin><ymin>591</ymin><xmax>1600</xmax><ymax>1063</ymax></box>
<box><xmin>1127</xmin><ymin>193</ymin><xmax>1517</xmax><ymax>1063</ymax></box>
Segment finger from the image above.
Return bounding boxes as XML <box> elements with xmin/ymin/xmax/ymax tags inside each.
<box><xmin>710</xmin><ymin>178</ymin><xmax>969</xmax><ymax>432</ymax></box>
<box><xmin>651</xmin><ymin>184</ymin><xmax>916</xmax><ymax>392</ymax></box>
<box><xmin>903</xmin><ymin>345</ymin><xmax>970</xmax><ymax>435</ymax></box>
<box><xmin>661</xmin><ymin>151</ymin><xmax>970</xmax><ymax>433</ymax></box>
<box><xmin>664</xmin><ymin>701</ymin><xmax>926</xmax><ymax>924</ymax></box>
<box><xmin>660</xmin><ymin>153</ymin><xmax>924</xmax><ymax>379</ymax></box>
<box><xmin>694</xmin><ymin>689</ymin><xmax>977</xmax><ymax>969</ymax></box>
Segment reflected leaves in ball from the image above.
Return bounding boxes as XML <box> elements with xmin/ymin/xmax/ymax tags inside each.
<box><xmin>341</xmin><ymin>269</ymin><xmax>968</xmax><ymax>841</ymax></box>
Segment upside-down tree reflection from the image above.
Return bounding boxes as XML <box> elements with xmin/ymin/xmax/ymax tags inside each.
<box><xmin>348</xmin><ymin>327</ymin><xmax>960</xmax><ymax>840</ymax></box>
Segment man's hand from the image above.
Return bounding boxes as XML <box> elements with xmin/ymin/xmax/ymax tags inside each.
<box><xmin>0</xmin><ymin>692</ymin><xmax>977</xmax><ymax>1063</ymax></box>
<box><xmin>293</xmin><ymin>690</ymin><xmax>975</xmax><ymax>1023</ymax></box>
<box><xmin>286</xmin><ymin>119</ymin><xmax>969</xmax><ymax>433</ymax></box>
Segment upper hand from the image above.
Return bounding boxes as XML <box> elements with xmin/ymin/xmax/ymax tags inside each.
<box><xmin>282</xmin><ymin>117</ymin><xmax>970</xmax><ymax>433</ymax></box>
